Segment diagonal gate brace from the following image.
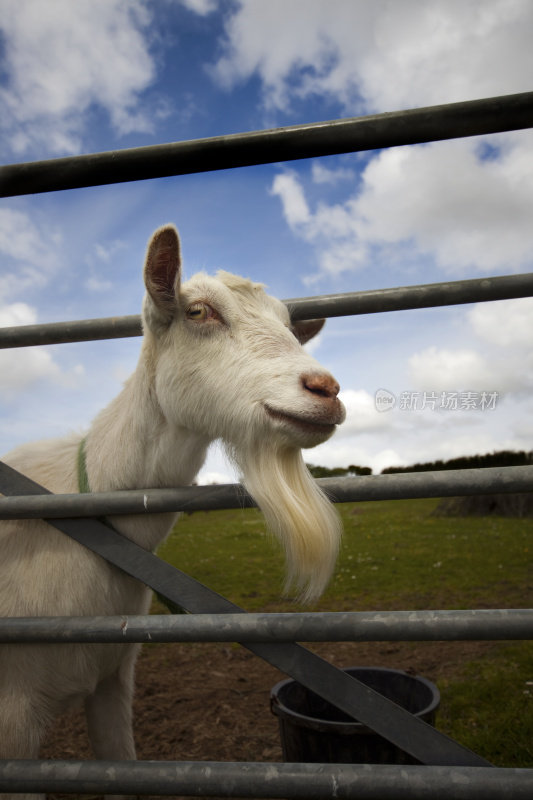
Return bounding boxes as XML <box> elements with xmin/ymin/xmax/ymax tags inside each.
<box><xmin>0</xmin><ymin>460</ymin><xmax>491</xmax><ymax>767</ymax></box>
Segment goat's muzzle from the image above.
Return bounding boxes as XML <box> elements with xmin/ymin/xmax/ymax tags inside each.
<box><xmin>301</xmin><ymin>372</ymin><xmax>340</xmax><ymax>399</ymax></box>
<box><xmin>264</xmin><ymin>400</ymin><xmax>345</xmax><ymax>443</ymax></box>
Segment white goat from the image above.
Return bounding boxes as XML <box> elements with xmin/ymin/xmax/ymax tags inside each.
<box><xmin>0</xmin><ymin>225</ymin><xmax>345</xmax><ymax>785</ymax></box>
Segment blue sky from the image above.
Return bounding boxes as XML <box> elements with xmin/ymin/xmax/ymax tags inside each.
<box><xmin>1</xmin><ymin>0</ymin><xmax>533</xmax><ymax>482</ymax></box>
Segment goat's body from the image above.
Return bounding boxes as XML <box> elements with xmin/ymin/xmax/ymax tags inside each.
<box><xmin>0</xmin><ymin>437</ymin><xmax>149</xmax><ymax>774</ymax></box>
<box><xmin>0</xmin><ymin>225</ymin><xmax>345</xmax><ymax>797</ymax></box>
<box><xmin>0</xmin><ymin>366</ymin><xmax>204</xmax><ymax>765</ymax></box>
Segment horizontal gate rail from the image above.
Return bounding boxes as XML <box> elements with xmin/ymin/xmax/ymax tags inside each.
<box><xmin>0</xmin><ymin>609</ymin><xmax>532</xmax><ymax>644</ymax></box>
<box><xmin>1</xmin><ymin>91</ymin><xmax>532</xmax><ymax>197</ymax></box>
<box><xmin>1</xmin><ymin>761</ymin><xmax>532</xmax><ymax>799</ymax></box>
<box><xmin>1</xmin><ymin>464</ymin><xmax>531</xmax><ymax>519</ymax></box>
<box><xmin>2</xmin><ymin>271</ymin><xmax>533</xmax><ymax>349</ymax></box>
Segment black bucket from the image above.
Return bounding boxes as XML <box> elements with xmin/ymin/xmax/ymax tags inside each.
<box><xmin>270</xmin><ymin>666</ymin><xmax>440</xmax><ymax>764</ymax></box>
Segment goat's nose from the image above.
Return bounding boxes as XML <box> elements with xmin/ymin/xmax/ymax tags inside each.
<box><xmin>302</xmin><ymin>373</ymin><xmax>340</xmax><ymax>399</ymax></box>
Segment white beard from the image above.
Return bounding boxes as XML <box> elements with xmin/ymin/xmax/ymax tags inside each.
<box><xmin>229</xmin><ymin>441</ymin><xmax>342</xmax><ymax>603</ymax></box>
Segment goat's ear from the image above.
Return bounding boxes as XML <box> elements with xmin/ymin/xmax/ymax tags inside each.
<box><xmin>143</xmin><ymin>225</ymin><xmax>181</xmax><ymax>331</ymax></box>
<box><xmin>292</xmin><ymin>318</ymin><xmax>325</xmax><ymax>345</ymax></box>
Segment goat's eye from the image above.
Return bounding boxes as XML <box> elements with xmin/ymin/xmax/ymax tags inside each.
<box><xmin>186</xmin><ymin>302</ymin><xmax>215</xmax><ymax>322</ymax></box>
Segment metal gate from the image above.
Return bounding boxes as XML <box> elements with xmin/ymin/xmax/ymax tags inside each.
<box><xmin>1</xmin><ymin>91</ymin><xmax>533</xmax><ymax>797</ymax></box>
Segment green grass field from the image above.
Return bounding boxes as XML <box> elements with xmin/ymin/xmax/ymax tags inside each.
<box><xmin>155</xmin><ymin>496</ymin><xmax>533</xmax><ymax>765</ymax></box>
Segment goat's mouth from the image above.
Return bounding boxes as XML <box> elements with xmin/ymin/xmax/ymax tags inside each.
<box><xmin>263</xmin><ymin>404</ymin><xmax>340</xmax><ymax>436</ymax></box>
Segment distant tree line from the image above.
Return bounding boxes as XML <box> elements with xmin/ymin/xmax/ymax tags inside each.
<box><xmin>306</xmin><ymin>463</ymin><xmax>372</xmax><ymax>478</ymax></box>
<box><xmin>307</xmin><ymin>451</ymin><xmax>533</xmax><ymax>516</ymax></box>
<box><xmin>381</xmin><ymin>450</ymin><xmax>533</xmax><ymax>474</ymax></box>
<box><xmin>308</xmin><ymin>451</ymin><xmax>532</xmax><ymax>479</ymax></box>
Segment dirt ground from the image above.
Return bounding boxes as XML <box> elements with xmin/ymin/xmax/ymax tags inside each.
<box><xmin>40</xmin><ymin>637</ymin><xmax>493</xmax><ymax>799</ymax></box>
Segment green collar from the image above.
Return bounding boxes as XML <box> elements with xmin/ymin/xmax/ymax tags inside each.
<box><xmin>77</xmin><ymin>437</ymin><xmax>91</xmax><ymax>494</ymax></box>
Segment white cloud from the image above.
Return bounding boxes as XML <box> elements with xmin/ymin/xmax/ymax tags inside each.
<box><xmin>0</xmin><ymin>348</ymin><xmax>61</xmax><ymax>398</ymax></box>
<box><xmin>408</xmin><ymin>347</ymin><xmax>495</xmax><ymax>392</ymax></box>
<box><xmin>197</xmin><ymin>440</ymin><xmax>238</xmax><ymax>485</ymax></box>
<box><xmin>351</xmin><ymin>135</ymin><xmax>533</xmax><ymax>274</ymax></box>
<box><xmin>211</xmin><ymin>0</ymin><xmax>357</xmax><ymax>109</ymax></box>
<box><xmin>408</xmin><ymin>341</ymin><xmax>533</xmax><ymax>395</ymax></box>
<box><xmin>197</xmin><ymin>470</ymin><xmax>235</xmax><ymax>486</ymax></box>
<box><xmin>271</xmin><ymin>169</ymin><xmax>358</xmax><ymax>245</ymax></box>
<box><xmin>0</xmin><ymin>208</ymin><xmax>63</xmax><ymax>302</ymax></box>
<box><xmin>310</xmin><ymin>241</ymin><xmax>366</xmax><ymax>282</ymax></box>
<box><xmin>211</xmin><ymin>1</ymin><xmax>533</xmax><ymax>114</ymax></box>
<box><xmin>215</xmin><ymin>1</ymin><xmax>533</xmax><ymax>282</ymax></box>
<box><xmin>0</xmin><ymin>302</ymin><xmax>36</xmax><ymax>327</ymax></box>
<box><xmin>94</xmin><ymin>241</ymin><xmax>127</xmax><ymax>263</ymax></box>
<box><xmin>84</xmin><ymin>277</ymin><xmax>114</xmax><ymax>293</ymax></box>
<box><xmin>0</xmin><ymin>301</ymin><xmax>85</xmax><ymax>400</ymax></box>
<box><xmin>82</xmin><ymin>239</ymin><xmax>128</xmax><ymax>292</ymax></box>
<box><xmin>353</xmin><ymin>0</ymin><xmax>533</xmax><ymax>112</ymax></box>
<box><xmin>179</xmin><ymin>0</ymin><xmax>217</xmax><ymax>15</ymax></box>
<box><xmin>367</xmin><ymin>449</ymin><xmax>405</xmax><ymax>475</ymax></box>
<box><xmin>311</xmin><ymin>162</ymin><xmax>355</xmax><ymax>185</ymax></box>
<box><xmin>271</xmin><ymin>131</ymin><xmax>533</xmax><ymax>281</ymax></box>
<box><xmin>469</xmin><ymin>297</ymin><xmax>533</xmax><ymax>348</ymax></box>
<box><xmin>307</xmin><ymin>436</ymin><xmax>402</xmax><ymax>474</ymax></box>
<box><xmin>0</xmin><ymin>0</ymin><xmax>157</xmax><ymax>156</ymax></box>
<box><xmin>339</xmin><ymin>388</ymin><xmax>394</xmax><ymax>434</ymax></box>
<box><xmin>0</xmin><ymin>208</ymin><xmax>60</xmax><ymax>271</ymax></box>
<box><xmin>270</xmin><ymin>173</ymin><xmax>311</xmax><ymax>227</ymax></box>
<box><xmin>0</xmin><ymin>303</ymin><xmax>59</xmax><ymax>397</ymax></box>
<box><xmin>509</xmin><ymin>397</ymin><xmax>533</xmax><ymax>439</ymax></box>
<box><xmin>405</xmin><ymin>299</ymin><xmax>533</xmax><ymax>398</ymax></box>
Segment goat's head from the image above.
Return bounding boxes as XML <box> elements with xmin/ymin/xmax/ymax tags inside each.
<box><xmin>142</xmin><ymin>224</ymin><xmax>345</xmax><ymax>602</ymax></box>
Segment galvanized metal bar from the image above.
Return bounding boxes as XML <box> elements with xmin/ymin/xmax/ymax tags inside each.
<box><xmin>2</xmin><ymin>272</ymin><xmax>533</xmax><ymax>348</ymax></box>
<box><xmin>319</xmin><ymin>465</ymin><xmax>533</xmax><ymax>504</ymax></box>
<box><xmin>0</xmin><ymin>609</ymin><xmax>531</xmax><ymax>644</ymax></box>
<box><xmin>0</xmin><ymin>761</ymin><xmax>530</xmax><ymax>799</ymax></box>
<box><xmin>286</xmin><ymin>272</ymin><xmax>533</xmax><ymax>321</ymax></box>
<box><xmin>1</xmin><ymin>464</ymin><xmax>531</xmax><ymax>519</ymax></box>
<box><xmin>1</xmin><ymin>91</ymin><xmax>532</xmax><ymax>198</ymax></box>
<box><xmin>0</xmin><ymin>314</ymin><xmax>142</xmax><ymax>349</ymax></box>
<box><xmin>0</xmin><ymin>460</ymin><xmax>490</xmax><ymax>767</ymax></box>
<box><xmin>0</xmin><ymin>472</ymin><xmax>253</xmax><ymax>518</ymax></box>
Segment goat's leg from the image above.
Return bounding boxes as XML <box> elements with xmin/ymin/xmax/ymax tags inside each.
<box><xmin>85</xmin><ymin>650</ymin><xmax>138</xmax><ymax>800</ymax></box>
<box><xmin>0</xmin><ymin>692</ymin><xmax>45</xmax><ymax>800</ymax></box>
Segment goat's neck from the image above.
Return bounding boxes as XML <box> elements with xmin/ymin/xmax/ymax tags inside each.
<box><xmin>87</xmin><ymin>363</ymin><xmax>209</xmax><ymax>491</ymax></box>
<box><xmin>84</xmin><ymin>350</ymin><xmax>210</xmax><ymax>549</ymax></box>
